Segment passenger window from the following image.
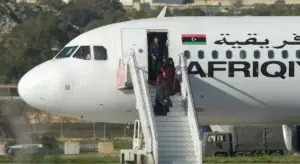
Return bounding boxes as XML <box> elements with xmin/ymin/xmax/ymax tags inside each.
<box><xmin>73</xmin><ymin>46</ymin><xmax>91</xmax><ymax>60</ymax></box>
<box><xmin>282</xmin><ymin>50</ymin><xmax>288</xmax><ymax>59</ymax></box>
<box><xmin>254</xmin><ymin>50</ymin><xmax>260</xmax><ymax>59</ymax></box>
<box><xmin>94</xmin><ymin>46</ymin><xmax>107</xmax><ymax>60</ymax></box>
<box><xmin>212</xmin><ymin>50</ymin><xmax>218</xmax><ymax>59</ymax></box>
<box><xmin>184</xmin><ymin>50</ymin><xmax>190</xmax><ymax>59</ymax></box>
<box><xmin>268</xmin><ymin>50</ymin><xmax>274</xmax><ymax>59</ymax></box>
<box><xmin>296</xmin><ymin>50</ymin><xmax>300</xmax><ymax>59</ymax></box>
<box><xmin>240</xmin><ymin>50</ymin><xmax>246</xmax><ymax>59</ymax></box>
<box><xmin>226</xmin><ymin>50</ymin><xmax>232</xmax><ymax>59</ymax></box>
<box><xmin>198</xmin><ymin>50</ymin><xmax>204</xmax><ymax>59</ymax></box>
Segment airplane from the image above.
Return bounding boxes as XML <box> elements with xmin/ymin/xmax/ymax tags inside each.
<box><xmin>17</xmin><ymin>9</ymin><xmax>300</xmax><ymax>153</ymax></box>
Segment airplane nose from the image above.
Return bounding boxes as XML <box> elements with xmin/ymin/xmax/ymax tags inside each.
<box><xmin>18</xmin><ymin>61</ymin><xmax>55</xmax><ymax>109</ymax></box>
<box><xmin>18</xmin><ymin>73</ymin><xmax>45</xmax><ymax>108</ymax></box>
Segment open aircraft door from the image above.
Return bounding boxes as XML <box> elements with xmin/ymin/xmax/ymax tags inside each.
<box><xmin>121</xmin><ymin>28</ymin><xmax>148</xmax><ymax>69</ymax></box>
<box><xmin>117</xmin><ymin>28</ymin><xmax>148</xmax><ymax>90</ymax></box>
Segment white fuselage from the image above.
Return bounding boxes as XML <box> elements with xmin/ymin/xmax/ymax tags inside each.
<box><xmin>18</xmin><ymin>16</ymin><xmax>300</xmax><ymax>125</ymax></box>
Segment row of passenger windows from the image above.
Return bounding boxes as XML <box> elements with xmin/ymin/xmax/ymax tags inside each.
<box><xmin>188</xmin><ymin>50</ymin><xmax>300</xmax><ymax>59</ymax></box>
<box><xmin>55</xmin><ymin>46</ymin><xmax>107</xmax><ymax>60</ymax></box>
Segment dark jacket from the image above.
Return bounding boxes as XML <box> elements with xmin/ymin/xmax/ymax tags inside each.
<box><xmin>150</xmin><ymin>43</ymin><xmax>160</xmax><ymax>58</ymax></box>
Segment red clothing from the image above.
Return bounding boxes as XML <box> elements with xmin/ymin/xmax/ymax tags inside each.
<box><xmin>156</xmin><ymin>66</ymin><xmax>176</xmax><ymax>93</ymax></box>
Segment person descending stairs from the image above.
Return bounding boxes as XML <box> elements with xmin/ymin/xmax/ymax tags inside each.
<box><xmin>153</xmin><ymin>57</ymin><xmax>180</xmax><ymax>116</ymax></box>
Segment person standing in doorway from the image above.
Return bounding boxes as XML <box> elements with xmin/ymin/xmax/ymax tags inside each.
<box><xmin>149</xmin><ymin>36</ymin><xmax>161</xmax><ymax>83</ymax></box>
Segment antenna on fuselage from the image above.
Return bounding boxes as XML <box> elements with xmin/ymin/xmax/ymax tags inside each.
<box><xmin>157</xmin><ymin>6</ymin><xmax>167</xmax><ymax>18</ymax></box>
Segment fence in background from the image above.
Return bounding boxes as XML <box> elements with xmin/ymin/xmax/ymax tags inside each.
<box><xmin>0</xmin><ymin>98</ymin><xmax>135</xmax><ymax>141</ymax></box>
<box><xmin>26</xmin><ymin>122</ymin><xmax>134</xmax><ymax>139</ymax></box>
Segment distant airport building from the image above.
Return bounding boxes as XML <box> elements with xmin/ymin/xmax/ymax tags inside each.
<box><xmin>193</xmin><ymin>0</ymin><xmax>233</xmax><ymax>6</ymax></box>
<box><xmin>242</xmin><ymin>0</ymin><xmax>300</xmax><ymax>5</ymax></box>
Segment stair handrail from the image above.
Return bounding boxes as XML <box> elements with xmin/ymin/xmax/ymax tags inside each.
<box><xmin>128</xmin><ymin>49</ymin><xmax>158</xmax><ymax>164</ymax></box>
<box><xmin>178</xmin><ymin>53</ymin><xmax>203</xmax><ymax>163</ymax></box>
<box><xmin>138</xmin><ymin>68</ymin><xmax>158</xmax><ymax>164</ymax></box>
<box><xmin>128</xmin><ymin>50</ymin><xmax>152</xmax><ymax>151</ymax></box>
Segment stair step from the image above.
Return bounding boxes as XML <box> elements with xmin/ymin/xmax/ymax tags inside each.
<box><xmin>167</xmin><ymin>111</ymin><xmax>186</xmax><ymax>116</ymax></box>
<box><xmin>169</xmin><ymin>107</ymin><xmax>185</xmax><ymax>112</ymax></box>
<box><xmin>172</xmin><ymin>105</ymin><xmax>185</xmax><ymax>110</ymax></box>
<box><xmin>171</xmin><ymin>103</ymin><xmax>185</xmax><ymax>108</ymax></box>
<box><xmin>170</xmin><ymin>97</ymin><xmax>184</xmax><ymax>102</ymax></box>
<box><xmin>156</xmin><ymin>122</ymin><xmax>189</xmax><ymax>129</ymax></box>
<box><xmin>170</xmin><ymin>95</ymin><xmax>184</xmax><ymax>101</ymax></box>
<box><xmin>157</xmin><ymin>126</ymin><xmax>190</xmax><ymax>132</ymax></box>
<box><xmin>156</xmin><ymin>122</ymin><xmax>189</xmax><ymax>127</ymax></box>
<box><xmin>159</xmin><ymin>152</ymin><xmax>196</xmax><ymax>158</ymax></box>
<box><xmin>158</xmin><ymin>141</ymin><xmax>194</xmax><ymax>147</ymax></box>
<box><xmin>158</xmin><ymin>136</ymin><xmax>193</xmax><ymax>142</ymax></box>
<box><xmin>156</xmin><ymin>121</ymin><xmax>188</xmax><ymax>126</ymax></box>
<box><xmin>159</xmin><ymin>150</ymin><xmax>196</xmax><ymax>156</ymax></box>
<box><xmin>158</xmin><ymin>131</ymin><xmax>192</xmax><ymax>137</ymax></box>
<box><xmin>158</xmin><ymin>146</ymin><xmax>195</xmax><ymax>152</ymax></box>
<box><xmin>159</xmin><ymin>157</ymin><xmax>198</xmax><ymax>164</ymax></box>
<box><xmin>155</xmin><ymin>116</ymin><xmax>188</xmax><ymax>122</ymax></box>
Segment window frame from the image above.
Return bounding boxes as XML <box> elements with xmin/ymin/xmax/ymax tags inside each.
<box><xmin>55</xmin><ymin>46</ymin><xmax>79</xmax><ymax>59</ymax></box>
<box><xmin>72</xmin><ymin>45</ymin><xmax>92</xmax><ymax>60</ymax></box>
<box><xmin>93</xmin><ymin>45</ymin><xmax>108</xmax><ymax>61</ymax></box>
<box><xmin>207</xmin><ymin>135</ymin><xmax>216</xmax><ymax>143</ymax></box>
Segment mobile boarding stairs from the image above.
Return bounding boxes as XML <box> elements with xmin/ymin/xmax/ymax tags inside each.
<box><xmin>117</xmin><ymin>49</ymin><xmax>202</xmax><ymax>164</ymax></box>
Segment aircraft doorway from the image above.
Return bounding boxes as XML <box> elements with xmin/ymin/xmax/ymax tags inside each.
<box><xmin>147</xmin><ymin>31</ymin><xmax>169</xmax><ymax>82</ymax></box>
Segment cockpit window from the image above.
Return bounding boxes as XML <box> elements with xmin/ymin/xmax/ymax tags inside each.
<box><xmin>72</xmin><ymin>46</ymin><xmax>91</xmax><ymax>60</ymax></box>
<box><xmin>94</xmin><ymin>46</ymin><xmax>107</xmax><ymax>60</ymax></box>
<box><xmin>55</xmin><ymin>46</ymin><xmax>78</xmax><ymax>59</ymax></box>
